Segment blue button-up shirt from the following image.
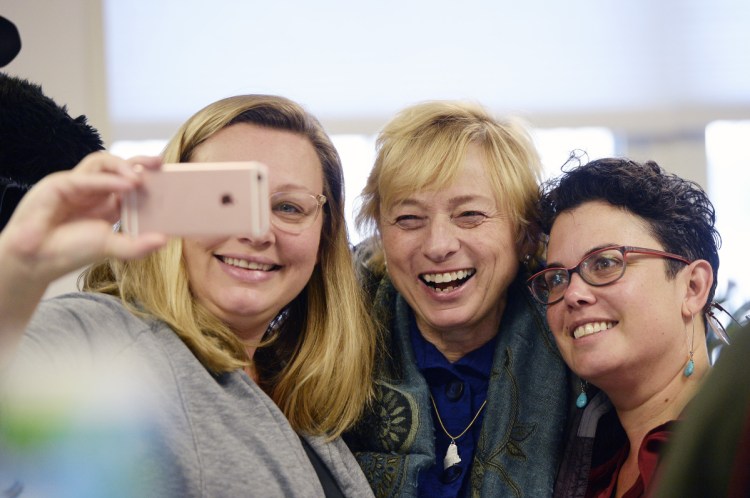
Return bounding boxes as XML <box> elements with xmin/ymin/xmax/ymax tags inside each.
<box><xmin>410</xmin><ymin>318</ymin><xmax>497</xmax><ymax>498</ymax></box>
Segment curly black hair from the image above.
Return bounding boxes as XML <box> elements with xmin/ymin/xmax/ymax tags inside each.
<box><xmin>0</xmin><ymin>72</ymin><xmax>104</xmax><ymax>230</ymax></box>
<box><xmin>539</xmin><ymin>157</ymin><xmax>721</xmax><ymax>312</ymax></box>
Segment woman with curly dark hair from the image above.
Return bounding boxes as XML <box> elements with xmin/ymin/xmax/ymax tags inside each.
<box><xmin>528</xmin><ymin>157</ymin><xmax>727</xmax><ymax>498</ymax></box>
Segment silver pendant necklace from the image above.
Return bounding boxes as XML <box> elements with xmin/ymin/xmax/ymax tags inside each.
<box><xmin>429</xmin><ymin>395</ymin><xmax>488</xmax><ymax>470</ymax></box>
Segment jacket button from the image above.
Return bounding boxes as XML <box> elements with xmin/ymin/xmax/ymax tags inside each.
<box><xmin>445</xmin><ymin>380</ymin><xmax>464</xmax><ymax>401</ymax></box>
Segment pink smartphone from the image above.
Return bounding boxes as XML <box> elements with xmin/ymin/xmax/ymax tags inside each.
<box><xmin>120</xmin><ymin>161</ymin><xmax>270</xmax><ymax>237</ymax></box>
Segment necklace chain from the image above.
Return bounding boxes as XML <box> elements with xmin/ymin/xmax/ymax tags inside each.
<box><xmin>429</xmin><ymin>395</ymin><xmax>488</xmax><ymax>442</ymax></box>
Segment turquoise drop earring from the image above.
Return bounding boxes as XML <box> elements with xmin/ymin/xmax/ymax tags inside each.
<box><xmin>576</xmin><ymin>380</ymin><xmax>588</xmax><ymax>408</ymax></box>
<box><xmin>684</xmin><ymin>314</ymin><xmax>695</xmax><ymax>377</ymax></box>
<box><xmin>684</xmin><ymin>353</ymin><xmax>695</xmax><ymax>377</ymax></box>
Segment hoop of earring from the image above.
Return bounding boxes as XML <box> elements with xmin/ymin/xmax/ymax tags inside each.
<box><xmin>684</xmin><ymin>313</ymin><xmax>695</xmax><ymax>377</ymax></box>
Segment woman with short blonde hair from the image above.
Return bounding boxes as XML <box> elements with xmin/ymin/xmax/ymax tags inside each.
<box><xmin>345</xmin><ymin>100</ymin><xmax>569</xmax><ymax>497</ymax></box>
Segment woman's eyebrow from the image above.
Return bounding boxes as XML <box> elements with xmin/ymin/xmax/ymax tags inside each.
<box><xmin>390</xmin><ymin>198</ymin><xmax>424</xmax><ymax>210</ymax></box>
<box><xmin>274</xmin><ymin>182</ymin><xmax>313</xmax><ymax>192</ymax></box>
<box><xmin>448</xmin><ymin>194</ymin><xmax>491</xmax><ymax>206</ymax></box>
<box><xmin>390</xmin><ymin>194</ymin><xmax>493</xmax><ymax>212</ymax></box>
<box><xmin>545</xmin><ymin>243</ymin><xmax>620</xmax><ymax>268</ymax></box>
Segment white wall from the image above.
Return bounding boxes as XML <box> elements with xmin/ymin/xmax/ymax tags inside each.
<box><xmin>3</xmin><ymin>0</ymin><xmax>110</xmax><ymax>143</ymax></box>
<box><xmin>8</xmin><ymin>0</ymin><xmax>750</xmax><ymax>187</ymax></box>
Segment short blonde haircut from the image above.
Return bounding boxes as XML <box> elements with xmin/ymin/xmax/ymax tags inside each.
<box><xmin>83</xmin><ymin>95</ymin><xmax>375</xmax><ymax>438</ymax></box>
<box><xmin>356</xmin><ymin>100</ymin><xmax>544</xmax><ymax>274</ymax></box>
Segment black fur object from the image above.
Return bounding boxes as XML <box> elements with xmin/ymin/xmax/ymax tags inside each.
<box><xmin>0</xmin><ymin>72</ymin><xmax>104</xmax><ymax>229</ymax></box>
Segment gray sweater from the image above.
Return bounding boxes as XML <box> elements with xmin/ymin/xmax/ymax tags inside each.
<box><xmin>2</xmin><ymin>292</ymin><xmax>373</xmax><ymax>498</ymax></box>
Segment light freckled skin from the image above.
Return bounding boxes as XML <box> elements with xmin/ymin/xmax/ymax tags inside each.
<box><xmin>379</xmin><ymin>145</ymin><xmax>518</xmax><ymax>354</ymax></box>
<box><xmin>545</xmin><ymin>200</ymin><xmax>690</xmax><ymax>392</ymax></box>
<box><xmin>182</xmin><ymin>123</ymin><xmax>324</xmax><ymax>342</ymax></box>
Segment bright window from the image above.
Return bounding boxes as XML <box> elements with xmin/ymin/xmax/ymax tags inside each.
<box><xmin>706</xmin><ymin>121</ymin><xmax>750</xmax><ymax>313</ymax></box>
<box><xmin>111</xmin><ymin>127</ymin><xmax>615</xmax><ymax>245</ymax></box>
<box><xmin>532</xmin><ymin>128</ymin><xmax>617</xmax><ymax>181</ymax></box>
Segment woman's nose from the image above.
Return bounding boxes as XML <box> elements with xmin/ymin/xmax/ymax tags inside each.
<box><xmin>238</xmin><ymin>226</ymin><xmax>275</xmax><ymax>246</ymax></box>
<box><xmin>422</xmin><ymin>217</ymin><xmax>460</xmax><ymax>262</ymax></box>
<box><xmin>562</xmin><ymin>272</ymin><xmax>596</xmax><ymax>307</ymax></box>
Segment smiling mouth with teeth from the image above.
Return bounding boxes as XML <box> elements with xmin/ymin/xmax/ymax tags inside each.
<box><xmin>420</xmin><ymin>269</ymin><xmax>476</xmax><ymax>293</ymax></box>
<box><xmin>217</xmin><ymin>256</ymin><xmax>279</xmax><ymax>271</ymax></box>
<box><xmin>572</xmin><ymin>321</ymin><xmax>616</xmax><ymax>339</ymax></box>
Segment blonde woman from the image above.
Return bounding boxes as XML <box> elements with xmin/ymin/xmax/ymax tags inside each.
<box><xmin>0</xmin><ymin>95</ymin><xmax>376</xmax><ymax>497</ymax></box>
<box><xmin>345</xmin><ymin>101</ymin><xmax>570</xmax><ymax>497</ymax></box>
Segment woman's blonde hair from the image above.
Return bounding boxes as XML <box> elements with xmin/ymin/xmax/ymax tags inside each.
<box><xmin>356</xmin><ymin>100</ymin><xmax>544</xmax><ymax>274</ymax></box>
<box><xmin>82</xmin><ymin>95</ymin><xmax>375</xmax><ymax>438</ymax></box>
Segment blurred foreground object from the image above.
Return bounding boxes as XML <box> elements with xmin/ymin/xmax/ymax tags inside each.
<box><xmin>0</xmin><ymin>16</ymin><xmax>21</xmax><ymax>67</ymax></box>
<box><xmin>651</xmin><ymin>321</ymin><xmax>750</xmax><ymax>497</ymax></box>
<box><xmin>0</xmin><ymin>72</ymin><xmax>104</xmax><ymax>230</ymax></box>
<box><xmin>0</xmin><ymin>357</ymin><xmax>168</xmax><ymax>498</ymax></box>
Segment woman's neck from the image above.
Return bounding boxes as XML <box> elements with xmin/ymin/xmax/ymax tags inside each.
<box><xmin>240</xmin><ymin>326</ymin><xmax>269</xmax><ymax>383</ymax></box>
<box><xmin>608</xmin><ymin>348</ymin><xmax>709</xmax><ymax>496</ymax></box>
<box><xmin>243</xmin><ymin>362</ymin><xmax>260</xmax><ymax>383</ymax></box>
<box><xmin>611</xmin><ymin>347</ymin><xmax>708</xmax><ymax>429</ymax></box>
<box><xmin>415</xmin><ymin>301</ymin><xmax>505</xmax><ymax>363</ymax></box>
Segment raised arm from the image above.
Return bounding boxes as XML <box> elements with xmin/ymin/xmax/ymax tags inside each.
<box><xmin>0</xmin><ymin>152</ymin><xmax>168</xmax><ymax>363</ymax></box>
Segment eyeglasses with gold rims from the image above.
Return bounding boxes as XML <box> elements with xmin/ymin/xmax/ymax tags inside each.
<box><xmin>270</xmin><ymin>191</ymin><xmax>326</xmax><ymax>234</ymax></box>
<box><xmin>527</xmin><ymin>245</ymin><xmax>692</xmax><ymax>305</ymax></box>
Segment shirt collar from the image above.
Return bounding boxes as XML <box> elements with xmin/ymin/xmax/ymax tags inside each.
<box><xmin>408</xmin><ymin>311</ymin><xmax>497</xmax><ymax>379</ymax></box>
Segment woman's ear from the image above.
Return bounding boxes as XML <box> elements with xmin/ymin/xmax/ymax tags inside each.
<box><xmin>682</xmin><ymin>259</ymin><xmax>713</xmax><ymax>317</ymax></box>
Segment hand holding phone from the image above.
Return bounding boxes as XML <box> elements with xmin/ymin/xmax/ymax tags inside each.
<box><xmin>121</xmin><ymin>161</ymin><xmax>269</xmax><ymax>238</ymax></box>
